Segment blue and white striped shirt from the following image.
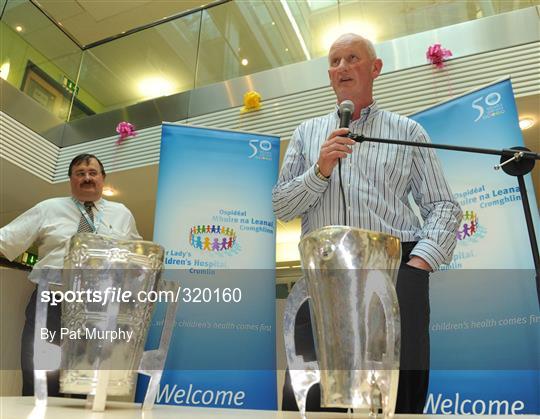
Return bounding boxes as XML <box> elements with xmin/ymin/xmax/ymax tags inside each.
<box><xmin>272</xmin><ymin>101</ymin><xmax>462</xmax><ymax>270</ymax></box>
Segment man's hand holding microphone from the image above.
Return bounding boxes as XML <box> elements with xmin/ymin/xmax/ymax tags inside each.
<box><xmin>317</xmin><ymin>100</ymin><xmax>356</xmax><ymax>178</ymax></box>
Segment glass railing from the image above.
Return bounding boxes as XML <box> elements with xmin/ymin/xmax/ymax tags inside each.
<box><xmin>80</xmin><ymin>11</ymin><xmax>202</xmax><ymax>113</ymax></box>
<box><xmin>1</xmin><ymin>0</ymin><xmax>538</xmax><ymax>123</ymax></box>
<box><xmin>0</xmin><ymin>1</ymin><xmax>83</xmax><ymax>121</ymax></box>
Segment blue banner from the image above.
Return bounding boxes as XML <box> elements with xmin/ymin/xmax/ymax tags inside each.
<box><xmin>411</xmin><ymin>79</ymin><xmax>540</xmax><ymax>414</ymax></box>
<box><xmin>136</xmin><ymin>124</ymin><xmax>280</xmax><ymax>410</ymax></box>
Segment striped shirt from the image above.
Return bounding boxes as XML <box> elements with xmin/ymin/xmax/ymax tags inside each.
<box><xmin>272</xmin><ymin>101</ymin><xmax>462</xmax><ymax>270</ymax></box>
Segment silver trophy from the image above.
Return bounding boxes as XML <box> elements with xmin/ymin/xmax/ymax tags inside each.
<box><xmin>32</xmin><ymin>233</ymin><xmax>179</xmax><ymax>411</ymax></box>
<box><xmin>284</xmin><ymin>226</ymin><xmax>402</xmax><ymax>418</ymax></box>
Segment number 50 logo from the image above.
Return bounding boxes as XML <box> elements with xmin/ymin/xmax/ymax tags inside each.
<box><xmin>248</xmin><ymin>139</ymin><xmax>272</xmax><ymax>158</ymax></box>
<box><xmin>472</xmin><ymin>92</ymin><xmax>501</xmax><ymax>122</ymax></box>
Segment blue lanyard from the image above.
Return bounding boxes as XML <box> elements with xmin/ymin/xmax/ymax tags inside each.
<box><xmin>72</xmin><ymin>198</ymin><xmax>103</xmax><ymax>233</ymax></box>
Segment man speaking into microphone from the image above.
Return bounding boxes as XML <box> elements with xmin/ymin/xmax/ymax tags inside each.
<box><xmin>272</xmin><ymin>33</ymin><xmax>462</xmax><ymax>413</ymax></box>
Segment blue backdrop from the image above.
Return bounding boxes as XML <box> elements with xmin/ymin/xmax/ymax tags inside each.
<box><xmin>136</xmin><ymin>124</ymin><xmax>280</xmax><ymax>410</ymax></box>
<box><xmin>411</xmin><ymin>79</ymin><xmax>539</xmax><ymax>414</ymax></box>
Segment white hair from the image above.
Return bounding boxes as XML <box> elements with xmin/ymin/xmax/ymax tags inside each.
<box><xmin>330</xmin><ymin>33</ymin><xmax>377</xmax><ymax>60</ymax></box>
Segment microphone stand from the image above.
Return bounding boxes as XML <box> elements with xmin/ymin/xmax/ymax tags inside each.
<box><xmin>348</xmin><ymin>132</ymin><xmax>540</xmax><ymax>307</ymax></box>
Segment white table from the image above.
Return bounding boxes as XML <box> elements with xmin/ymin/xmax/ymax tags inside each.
<box><xmin>1</xmin><ymin>397</ymin><xmax>536</xmax><ymax>419</ymax></box>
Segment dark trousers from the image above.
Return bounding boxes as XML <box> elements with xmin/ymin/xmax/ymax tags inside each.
<box><xmin>21</xmin><ymin>288</ymin><xmax>62</xmax><ymax>396</ymax></box>
<box><xmin>282</xmin><ymin>242</ymin><xmax>430</xmax><ymax>414</ymax></box>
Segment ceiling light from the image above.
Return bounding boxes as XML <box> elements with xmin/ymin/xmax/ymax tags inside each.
<box><xmin>102</xmin><ymin>187</ymin><xmax>116</xmax><ymax>196</ymax></box>
<box><xmin>271</xmin><ymin>21</ymin><xmax>275</xmax><ymax>26</ymax></box>
<box><xmin>15</xmin><ymin>25</ymin><xmax>23</xmax><ymax>32</ymax></box>
<box><xmin>0</xmin><ymin>62</ymin><xmax>10</xmax><ymax>80</ymax></box>
<box><xmin>285</xmin><ymin>48</ymin><xmax>289</xmax><ymax>52</ymax></box>
<box><xmin>519</xmin><ymin>118</ymin><xmax>535</xmax><ymax>130</ymax></box>
<box><xmin>138</xmin><ymin>76</ymin><xmax>174</xmax><ymax>99</ymax></box>
<box><xmin>322</xmin><ymin>21</ymin><xmax>378</xmax><ymax>52</ymax></box>
<box><xmin>241</xmin><ymin>58</ymin><xmax>248</xmax><ymax>66</ymax></box>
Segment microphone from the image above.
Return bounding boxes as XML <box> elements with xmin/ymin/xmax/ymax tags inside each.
<box><xmin>337</xmin><ymin>100</ymin><xmax>354</xmax><ymax>225</ymax></box>
<box><xmin>339</xmin><ymin>100</ymin><xmax>354</xmax><ymax>128</ymax></box>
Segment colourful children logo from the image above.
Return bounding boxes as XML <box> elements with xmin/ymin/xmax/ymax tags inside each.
<box><xmin>189</xmin><ymin>224</ymin><xmax>237</xmax><ymax>252</ymax></box>
<box><xmin>457</xmin><ymin>210</ymin><xmax>481</xmax><ymax>241</ymax></box>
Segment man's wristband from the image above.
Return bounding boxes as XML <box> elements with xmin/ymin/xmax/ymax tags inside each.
<box><xmin>314</xmin><ymin>163</ymin><xmax>330</xmax><ymax>181</ymax></box>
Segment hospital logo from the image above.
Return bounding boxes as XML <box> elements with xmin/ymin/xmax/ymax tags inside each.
<box><xmin>457</xmin><ymin>210</ymin><xmax>486</xmax><ymax>242</ymax></box>
<box><xmin>248</xmin><ymin>139</ymin><xmax>273</xmax><ymax>161</ymax></box>
<box><xmin>472</xmin><ymin>92</ymin><xmax>505</xmax><ymax>122</ymax></box>
<box><xmin>189</xmin><ymin>224</ymin><xmax>237</xmax><ymax>252</ymax></box>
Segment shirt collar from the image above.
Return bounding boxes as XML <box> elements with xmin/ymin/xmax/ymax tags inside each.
<box><xmin>72</xmin><ymin>196</ymin><xmax>105</xmax><ymax>210</ymax></box>
<box><xmin>334</xmin><ymin>100</ymin><xmax>379</xmax><ymax>124</ymax></box>
<box><xmin>93</xmin><ymin>198</ymin><xmax>105</xmax><ymax>210</ymax></box>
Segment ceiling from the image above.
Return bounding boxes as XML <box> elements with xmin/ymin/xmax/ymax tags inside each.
<box><xmin>20</xmin><ymin>0</ymin><xmax>539</xmax><ymax>48</ymax></box>
<box><xmin>20</xmin><ymin>0</ymin><xmax>210</xmax><ymax>46</ymax></box>
<box><xmin>3</xmin><ymin>1</ymin><xmax>538</xmax><ymax>114</ymax></box>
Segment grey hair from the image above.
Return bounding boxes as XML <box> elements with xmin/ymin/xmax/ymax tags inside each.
<box><xmin>330</xmin><ymin>33</ymin><xmax>377</xmax><ymax>60</ymax></box>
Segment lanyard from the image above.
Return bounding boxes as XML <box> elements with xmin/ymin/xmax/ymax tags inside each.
<box><xmin>72</xmin><ymin>198</ymin><xmax>103</xmax><ymax>233</ymax></box>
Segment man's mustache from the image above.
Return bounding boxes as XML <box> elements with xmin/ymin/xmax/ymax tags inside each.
<box><xmin>81</xmin><ymin>181</ymin><xmax>95</xmax><ymax>186</ymax></box>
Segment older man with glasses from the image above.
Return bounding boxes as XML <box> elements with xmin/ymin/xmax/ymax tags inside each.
<box><xmin>0</xmin><ymin>153</ymin><xmax>141</xmax><ymax>396</ymax></box>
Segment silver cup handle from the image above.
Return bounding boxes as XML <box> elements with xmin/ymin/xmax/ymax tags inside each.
<box><xmin>379</xmin><ymin>273</ymin><xmax>400</xmax><ymax>417</ymax></box>
<box><xmin>283</xmin><ymin>277</ymin><xmax>320</xmax><ymax>419</ymax></box>
<box><xmin>138</xmin><ymin>279</ymin><xmax>181</xmax><ymax>410</ymax></box>
<box><xmin>364</xmin><ymin>270</ymin><xmax>401</xmax><ymax>417</ymax></box>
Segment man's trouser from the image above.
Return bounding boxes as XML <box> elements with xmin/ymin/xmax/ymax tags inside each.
<box><xmin>21</xmin><ymin>287</ymin><xmax>61</xmax><ymax>396</ymax></box>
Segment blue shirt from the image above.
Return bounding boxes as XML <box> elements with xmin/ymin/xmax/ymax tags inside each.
<box><xmin>272</xmin><ymin>101</ymin><xmax>462</xmax><ymax>270</ymax></box>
